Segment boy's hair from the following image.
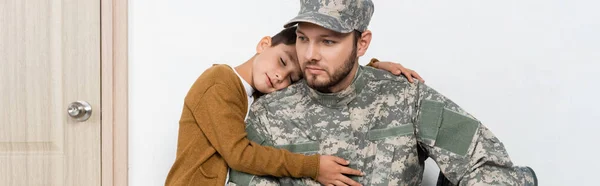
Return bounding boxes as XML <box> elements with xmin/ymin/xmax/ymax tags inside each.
<box><xmin>271</xmin><ymin>26</ymin><xmax>297</xmax><ymax>46</ymax></box>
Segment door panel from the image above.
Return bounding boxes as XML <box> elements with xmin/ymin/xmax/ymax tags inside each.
<box><xmin>0</xmin><ymin>0</ymin><xmax>101</xmax><ymax>185</ymax></box>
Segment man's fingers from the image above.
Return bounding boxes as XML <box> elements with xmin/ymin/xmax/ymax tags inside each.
<box><xmin>340</xmin><ymin>166</ymin><xmax>362</xmax><ymax>176</ymax></box>
<box><xmin>338</xmin><ymin>175</ymin><xmax>362</xmax><ymax>186</ymax></box>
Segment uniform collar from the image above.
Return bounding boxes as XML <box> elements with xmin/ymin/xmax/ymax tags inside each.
<box><xmin>306</xmin><ymin>66</ymin><xmax>367</xmax><ymax>108</ymax></box>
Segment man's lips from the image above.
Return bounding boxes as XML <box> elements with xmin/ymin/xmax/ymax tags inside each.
<box><xmin>305</xmin><ymin>65</ymin><xmax>325</xmax><ymax>74</ymax></box>
<box><xmin>305</xmin><ymin>65</ymin><xmax>323</xmax><ymax>70</ymax></box>
<box><xmin>265</xmin><ymin>73</ymin><xmax>274</xmax><ymax>88</ymax></box>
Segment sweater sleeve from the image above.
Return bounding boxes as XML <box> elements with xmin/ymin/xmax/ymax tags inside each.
<box><xmin>191</xmin><ymin>83</ymin><xmax>320</xmax><ymax>179</ymax></box>
<box><xmin>366</xmin><ymin>58</ymin><xmax>379</xmax><ymax>68</ymax></box>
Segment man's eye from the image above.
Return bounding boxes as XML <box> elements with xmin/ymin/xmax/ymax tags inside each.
<box><xmin>280</xmin><ymin>58</ymin><xmax>287</xmax><ymax>66</ymax></box>
<box><xmin>298</xmin><ymin>36</ymin><xmax>307</xmax><ymax>41</ymax></box>
<box><xmin>323</xmin><ymin>40</ymin><xmax>336</xmax><ymax>45</ymax></box>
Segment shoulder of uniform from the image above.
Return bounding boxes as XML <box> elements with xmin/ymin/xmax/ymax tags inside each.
<box><xmin>361</xmin><ymin>65</ymin><xmax>421</xmax><ymax>87</ymax></box>
<box><xmin>253</xmin><ymin>82</ymin><xmax>306</xmax><ymax>109</ymax></box>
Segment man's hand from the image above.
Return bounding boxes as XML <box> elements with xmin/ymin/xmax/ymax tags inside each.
<box><xmin>317</xmin><ymin>155</ymin><xmax>363</xmax><ymax>186</ymax></box>
<box><xmin>373</xmin><ymin>61</ymin><xmax>425</xmax><ymax>83</ymax></box>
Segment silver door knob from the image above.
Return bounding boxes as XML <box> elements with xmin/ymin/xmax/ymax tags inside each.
<box><xmin>67</xmin><ymin>101</ymin><xmax>92</xmax><ymax>121</ymax></box>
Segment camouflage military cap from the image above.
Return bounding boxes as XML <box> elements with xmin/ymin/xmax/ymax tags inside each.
<box><xmin>284</xmin><ymin>0</ymin><xmax>375</xmax><ymax>33</ymax></box>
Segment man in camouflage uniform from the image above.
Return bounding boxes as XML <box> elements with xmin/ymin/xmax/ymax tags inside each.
<box><xmin>229</xmin><ymin>0</ymin><xmax>538</xmax><ymax>185</ymax></box>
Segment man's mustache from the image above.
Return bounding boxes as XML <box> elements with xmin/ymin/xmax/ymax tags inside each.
<box><xmin>303</xmin><ymin>61</ymin><xmax>327</xmax><ymax>72</ymax></box>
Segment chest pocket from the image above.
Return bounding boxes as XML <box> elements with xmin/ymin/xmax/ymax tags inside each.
<box><xmin>366</xmin><ymin>124</ymin><xmax>416</xmax><ymax>186</ymax></box>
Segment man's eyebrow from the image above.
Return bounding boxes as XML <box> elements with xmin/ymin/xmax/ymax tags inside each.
<box><xmin>295</xmin><ymin>29</ymin><xmax>305</xmax><ymax>36</ymax></box>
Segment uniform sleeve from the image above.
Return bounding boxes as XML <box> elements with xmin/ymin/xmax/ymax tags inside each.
<box><xmin>193</xmin><ymin>83</ymin><xmax>319</xmax><ymax>179</ymax></box>
<box><xmin>411</xmin><ymin>83</ymin><xmax>538</xmax><ymax>186</ymax></box>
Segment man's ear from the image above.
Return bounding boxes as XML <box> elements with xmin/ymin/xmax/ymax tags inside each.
<box><xmin>356</xmin><ymin>30</ymin><xmax>372</xmax><ymax>57</ymax></box>
<box><xmin>256</xmin><ymin>36</ymin><xmax>272</xmax><ymax>54</ymax></box>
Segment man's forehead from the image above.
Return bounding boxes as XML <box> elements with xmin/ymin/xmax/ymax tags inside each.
<box><xmin>296</xmin><ymin>22</ymin><xmax>344</xmax><ymax>37</ymax></box>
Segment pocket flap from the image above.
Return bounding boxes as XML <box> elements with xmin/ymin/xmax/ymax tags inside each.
<box><xmin>275</xmin><ymin>142</ymin><xmax>320</xmax><ymax>153</ymax></box>
<box><xmin>367</xmin><ymin>125</ymin><xmax>414</xmax><ymax>141</ymax></box>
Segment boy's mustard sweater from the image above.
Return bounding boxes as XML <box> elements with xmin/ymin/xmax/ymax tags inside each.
<box><xmin>165</xmin><ymin>64</ymin><xmax>319</xmax><ymax>186</ymax></box>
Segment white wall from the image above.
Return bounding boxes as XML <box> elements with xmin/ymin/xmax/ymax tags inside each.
<box><xmin>129</xmin><ymin>0</ymin><xmax>600</xmax><ymax>185</ymax></box>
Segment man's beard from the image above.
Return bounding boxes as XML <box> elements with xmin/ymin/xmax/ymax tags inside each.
<box><xmin>304</xmin><ymin>48</ymin><xmax>357</xmax><ymax>93</ymax></box>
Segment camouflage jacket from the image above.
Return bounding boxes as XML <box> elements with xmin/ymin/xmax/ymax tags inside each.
<box><xmin>229</xmin><ymin>66</ymin><xmax>537</xmax><ymax>186</ymax></box>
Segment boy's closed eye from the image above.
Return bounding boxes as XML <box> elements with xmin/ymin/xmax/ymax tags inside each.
<box><xmin>279</xmin><ymin>57</ymin><xmax>287</xmax><ymax>66</ymax></box>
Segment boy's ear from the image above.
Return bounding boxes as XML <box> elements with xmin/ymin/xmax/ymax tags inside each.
<box><xmin>356</xmin><ymin>30</ymin><xmax>372</xmax><ymax>57</ymax></box>
<box><xmin>256</xmin><ymin>36</ymin><xmax>272</xmax><ymax>54</ymax></box>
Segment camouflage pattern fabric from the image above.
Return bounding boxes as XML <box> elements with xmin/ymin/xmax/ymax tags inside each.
<box><xmin>284</xmin><ymin>0</ymin><xmax>374</xmax><ymax>33</ymax></box>
<box><xmin>229</xmin><ymin>66</ymin><xmax>537</xmax><ymax>186</ymax></box>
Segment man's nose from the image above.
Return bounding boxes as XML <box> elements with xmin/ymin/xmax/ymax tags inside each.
<box><xmin>304</xmin><ymin>42</ymin><xmax>321</xmax><ymax>61</ymax></box>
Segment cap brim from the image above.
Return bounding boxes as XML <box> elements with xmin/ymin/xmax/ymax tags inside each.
<box><xmin>283</xmin><ymin>12</ymin><xmax>353</xmax><ymax>33</ymax></box>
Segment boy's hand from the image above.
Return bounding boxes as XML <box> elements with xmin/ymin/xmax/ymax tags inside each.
<box><xmin>373</xmin><ymin>61</ymin><xmax>425</xmax><ymax>83</ymax></box>
<box><xmin>317</xmin><ymin>155</ymin><xmax>363</xmax><ymax>186</ymax></box>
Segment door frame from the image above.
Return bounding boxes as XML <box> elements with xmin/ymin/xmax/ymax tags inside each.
<box><xmin>100</xmin><ymin>0</ymin><xmax>128</xmax><ymax>185</ymax></box>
